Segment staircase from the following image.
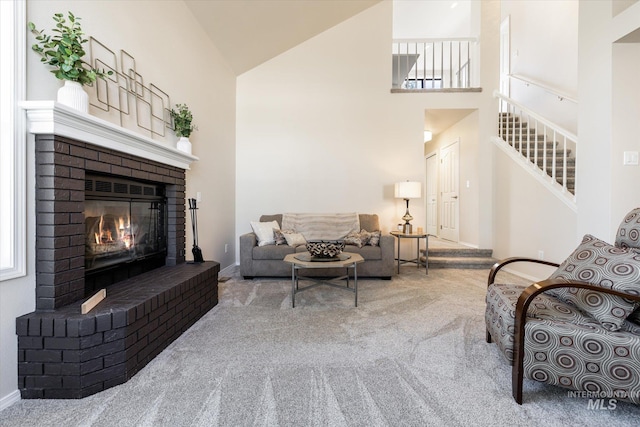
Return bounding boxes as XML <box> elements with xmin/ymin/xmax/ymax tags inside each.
<box><xmin>420</xmin><ymin>246</ymin><xmax>497</xmax><ymax>269</ymax></box>
<box><xmin>499</xmin><ymin>113</ymin><xmax>576</xmax><ymax>194</ymax></box>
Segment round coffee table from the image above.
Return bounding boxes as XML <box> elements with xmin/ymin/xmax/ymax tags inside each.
<box><xmin>283</xmin><ymin>252</ymin><xmax>364</xmax><ymax>307</ymax></box>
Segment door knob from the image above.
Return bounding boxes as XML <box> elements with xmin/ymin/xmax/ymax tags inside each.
<box><xmin>452</xmin><ymin>196</ymin><xmax>458</xmax><ymax>199</ymax></box>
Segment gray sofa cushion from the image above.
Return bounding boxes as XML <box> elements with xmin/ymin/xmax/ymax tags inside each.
<box><xmin>344</xmin><ymin>244</ymin><xmax>383</xmax><ymax>260</ymax></box>
<box><xmin>359</xmin><ymin>214</ymin><xmax>380</xmax><ymax>232</ymax></box>
<box><xmin>260</xmin><ymin>214</ymin><xmax>283</xmax><ymax>228</ymax></box>
<box><xmin>253</xmin><ymin>244</ymin><xmax>295</xmax><ymax>260</ymax></box>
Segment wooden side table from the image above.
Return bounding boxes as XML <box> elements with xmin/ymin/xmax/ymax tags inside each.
<box><xmin>390</xmin><ymin>231</ymin><xmax>428</xmax><ymax>275</ymax></box>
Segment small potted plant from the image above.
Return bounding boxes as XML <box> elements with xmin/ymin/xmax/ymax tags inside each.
<box><xmin>28</xmin><ymin>11</ymin><xmax>111</xmax><ymax>113</ymax></box>
<box><xmin>170</xmin><ymin>103</ymin><xmax>197</xmax><ymax>154</ymax></box>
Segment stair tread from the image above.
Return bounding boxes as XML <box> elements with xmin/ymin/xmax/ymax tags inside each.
<box><xmin>421</xmin><ymin>255</ymin><xmax>498</xmax><ymax>269</ymax></box>
<box><xmin>514</xmin><ymin>146</ymin><xmax>569</xmax><ymax>151</ymax></box>
<box><xmin>510</xmin><ymin>143</ymin><xmax>560</xmax><ymax>148</ymax></box>
<box><xmin>542</xmin><ymin>161</ymin><xmax>576</xmax><ymax>165</ymax></box>
<box><xmin>423</xmin><ymin>248</ymin><xmax>493</xmax><ymax>257</ymax></box>
<box><xmin>418</xmin><ymin>243</ymin><xmax>497</xmax><ymax>269</ymax></box>
<box><xmin>426</xmin><ymin>256</ymin><xmax>497</xmax><ymax>262</ymax></box>
<box><xmin>544</xmin><ymin>167</ymin><xmax>576</xmax><ymax>174</ymax></box>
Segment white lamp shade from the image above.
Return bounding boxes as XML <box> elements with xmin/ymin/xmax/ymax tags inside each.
<box><xmin>395</xmin><ymin>181</ymin><xmax>422</xmax><ymax>199</ymax></box>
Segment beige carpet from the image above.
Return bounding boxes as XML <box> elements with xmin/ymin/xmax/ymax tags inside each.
<box><xmin>1</xmin><ymin>266</ymin><xmax>639</xmax><ymax>426</ymax></box>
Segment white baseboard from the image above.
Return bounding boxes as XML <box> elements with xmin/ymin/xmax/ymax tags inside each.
<box><xmin>219</xmin><ymin>264</ymin><xmax>237</xmax><ymax>277</ymax></box>
<box><xmin>0</xmin><ymin>390</ymin><xmax>20</xmax><ymax>411</ymax></box>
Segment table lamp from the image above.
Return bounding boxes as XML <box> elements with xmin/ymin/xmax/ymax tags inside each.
<box><xmin>395</xmin><ymin>181</ymin><xmax>421</xmax><ymax>234</ymax></box>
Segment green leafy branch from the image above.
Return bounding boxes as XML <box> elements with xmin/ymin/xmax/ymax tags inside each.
<box><xmin>28</xmin><ymin>12</ymin><xmax>112</xmax><ymax>85</ymax></box>
<box><xmin>170</xmin><ymin>104</ymin><xmax>198</xmax><ymax>138</ymax></box>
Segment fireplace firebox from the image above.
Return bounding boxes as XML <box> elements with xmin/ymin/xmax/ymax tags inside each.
<box><xmin>84</xmin><ymin>175</ymin><xmax>167</xmax><ymax>295</ymax></box>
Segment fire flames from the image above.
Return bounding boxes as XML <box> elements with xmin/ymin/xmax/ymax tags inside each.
<box><xmin>94</xmin><ymin>215</ymin><xmax>134</xmax><ymax>249</ymax></box>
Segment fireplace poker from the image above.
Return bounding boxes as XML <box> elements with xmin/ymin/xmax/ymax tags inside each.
<box><xmin>189</xmin><ymin>198</ymin><xmax>204</xmax><ymax>263</ymax></box>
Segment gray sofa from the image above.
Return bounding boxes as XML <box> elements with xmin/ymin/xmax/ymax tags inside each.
<box><xmin>239</xmin><ymin>214</ymin><xmax>394</xmax><ymax>279</ymax></box>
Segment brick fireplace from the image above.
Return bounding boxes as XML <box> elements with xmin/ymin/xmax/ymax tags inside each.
<box><xmin>32</xmin><ymin>133</ymin><xmax>185</xmax><ymax>310</ymax></box>
<box><xmin>16</xmin><ymin>103</ymin><xmax>220</xmax><ymax>398</ymax></box>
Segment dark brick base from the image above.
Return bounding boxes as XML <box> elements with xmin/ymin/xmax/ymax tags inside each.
<box><xmin>16</xmin><ymin>261</ymin><xmax>219</xmax><ymax>399</ymax></box>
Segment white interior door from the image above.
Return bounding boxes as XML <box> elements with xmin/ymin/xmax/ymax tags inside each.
<box><xmin>440</xmin><ymin>140</ymin><xmax>459</xmax><ymax>242</ymax></box>
<box><xmin>425</xmin><ymin>154</ymin><xmax>438</xmax><ymax>236</ymax></box>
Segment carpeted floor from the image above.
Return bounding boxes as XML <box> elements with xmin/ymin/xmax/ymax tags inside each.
<box><xmin>1</xmin><ymin>266</ymin><xmax>639</xmax><ymax>426</ymax></box>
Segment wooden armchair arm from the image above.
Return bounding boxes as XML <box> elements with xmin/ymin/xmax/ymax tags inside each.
<box><xmin>488</xmin><ymin>257</ymin><xmax>560</xmax><ymax>287</ymax></box>
<box><xmin>512</xmin><ymin>278</ymin><xmax>640</xmax><ymax>404</ymax></box>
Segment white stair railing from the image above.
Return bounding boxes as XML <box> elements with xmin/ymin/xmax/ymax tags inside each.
<box><xmin>392</xmin><ymin>38</ymin><xmax>478</xmax><ymax>89</ymax></box>
<box><xmin>494</xmin><ymin>91</ymin><xmax>577</xmax><ymax>209</ymax></box>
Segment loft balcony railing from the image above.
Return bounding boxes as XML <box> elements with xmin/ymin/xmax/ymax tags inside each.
<box><xmin>392</xmin><ymin>38</ymin><xmax>478</xmax><ymax>91</ymax></box>
<box><xmin>494</xmin><ymin>91</ymin><xmax>577</xmax><ymax>208</ymax></box>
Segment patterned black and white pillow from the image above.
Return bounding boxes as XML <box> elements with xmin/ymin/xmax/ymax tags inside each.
<box><xmin>359</xmin><ymin>229</ymin><xmax>371</xmax><ymax>246</ymax></box>
<box><xmin>615</xmin><ymin>207</ymin><xmax>640</xmax><ymax>251</ymax></box>
<box><xmin>549</xmin><ymin>234</ymin><xmax>640</xmax><ymax>331</ymax></box>
<box><xmin>368</xmin><ymin>230</ymin><xmax>381</xmax><ymax>246</ymax></box>
<box><xmin>274</xmin><ymin>229</ymin><xmax>290</xmax><ymax>245</ymax></box>
<box><xmin>344</xmin><ymin>231</ymin><xmax>365</xmax><ymax>248</ymax></box>
<box><xmin>280</xmin><ymin>230</ymin><xmax>306</xmax><ymax>247</ymax></box>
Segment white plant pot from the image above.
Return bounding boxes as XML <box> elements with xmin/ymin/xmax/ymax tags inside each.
<box><xmin>57</xmin><ymin>80</ymin><xmax>89</xmax><ymax>113</ymax></box>
<box><xmin>176</xmin><ymin>137</ymin><xmax>192</xmax><ymax>155</ymax></box>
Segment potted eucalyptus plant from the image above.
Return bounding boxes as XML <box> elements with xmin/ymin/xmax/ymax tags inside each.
<box><xmin>28</xmin><ymin>11</ymin><xmax>111</xmax><ymax>113</ymax></box>
<box><xmin>170</xmin><ymin>104</ymin><xmax>197</xmax><ymax>154</ymax></box>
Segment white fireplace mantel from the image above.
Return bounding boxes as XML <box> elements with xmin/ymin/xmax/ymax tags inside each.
<box><xmin>20</xmin><ymin>101</ymin><xmax>198</xmax><ymax>170</ymax></box>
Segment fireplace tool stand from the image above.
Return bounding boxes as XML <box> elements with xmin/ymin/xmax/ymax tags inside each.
<box><xmin>188</xmin><ymin>198</ymin><xmax>204</xmax><ymax>263</ymax></box>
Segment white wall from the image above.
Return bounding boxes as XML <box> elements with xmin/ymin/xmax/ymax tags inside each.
<box><xmin>501</xmin><ymin>0</ymin><xmax>578</xmax><ymax>134</ymax></box>
<box><xmin>577</xmin><ymin>0</ymin><xmax>640</xmax><ymax>240</ymax></box>
<box><xmin>235</xmin><ymin>2</ymin><xmax>500</xmax><ymax>254</ymax></box>
<box><xmin>611</xmin><ymin>16</ymin><xmax>640</xmax><ymax>234</ymax></box>
<box><xmin>0</xmin><ymin>0</ymin><xmax>236</xmax><ymax>405</ymax></box>
<box><xmin>393</xmin><ymin>0</ymin><xmax>473</xmax><ymax>39</ymax></box>
<box><xmin>493</xmin><ymin>149</ymin><xmax>578</xmax><ymax>278</ymax></box>
<box><xmin>0</xmin><ymin>146</ymin><xmax>35</xmax><ymax>408</ymax></box>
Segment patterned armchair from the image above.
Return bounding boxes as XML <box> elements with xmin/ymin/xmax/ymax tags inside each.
<box><xmin>485</xmin><ymin>208</ymin><xmax>640</xmax><ymax>404</ymax></box>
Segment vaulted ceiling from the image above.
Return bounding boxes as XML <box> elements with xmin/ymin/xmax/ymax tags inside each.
<box><xmin>184</xmin><ymin>0</ymin><xmax>472</xmax><ymax>136</ymax></box>
<box><xmin>184</xmin><ymin>0</ymin><xmax>381</xmax><ymax>75</ymax></box>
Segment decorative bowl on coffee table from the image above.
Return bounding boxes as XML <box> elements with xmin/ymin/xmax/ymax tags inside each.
<box><xmin>305</xmin><ymin>240</ymin><xmax>345</xmax><ymax>259</ymax></box>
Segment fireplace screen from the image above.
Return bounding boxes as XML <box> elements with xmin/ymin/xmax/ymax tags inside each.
<box><xmin>84</xmin><ymin>176</ymin><xmax>167</xmax><ymax>272</ymax></box>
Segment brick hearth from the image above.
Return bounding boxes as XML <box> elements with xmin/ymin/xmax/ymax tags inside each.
<box><xmin>17</xmin><ymin>262</ymin><xmax>218</xmax><ymax>399</ymax></box>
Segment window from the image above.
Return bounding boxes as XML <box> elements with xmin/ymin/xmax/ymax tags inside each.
<box><xmin>0</xmin><ymin>0</ymin><xmax>26</xmax><ymax>281</ymax></box>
